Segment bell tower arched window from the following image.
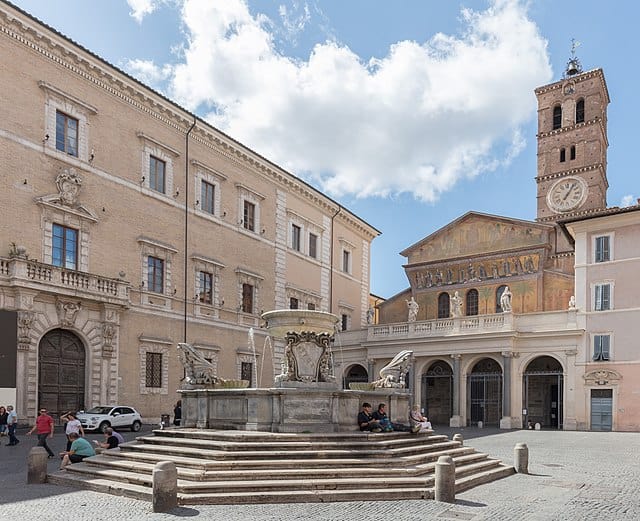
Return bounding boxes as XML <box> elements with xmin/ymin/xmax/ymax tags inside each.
<box><xmin>437</xmin><ymin>292</ymin><xmax>450</xmax><ymax>319</ymax></box>
<box><xmin>560</xmin><ymin>148</ymin><xmax>566</xmax><ymax>162</ymax></box>
<box><xmin>552</xmin><ymin>105</ymin><xmax>562</xmax><ymax>130</ymax></box>
<box><xmin>576</xmin><ymin>98</ymin><xmax>585</xmax><ymax>123</ymax></box>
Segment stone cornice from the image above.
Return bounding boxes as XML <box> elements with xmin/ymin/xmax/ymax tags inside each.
<box><xmin>536</xmin><ymin>206</ymin><xmax>608</xmax><ymax>223</ymax></box>
<box><xmin>536</xmin><ymin>117</ymin><xmax>609</xmax><ymax>148</ymax></box>
<box><xmin>534</xmin><ymin>68</ymin><xmax>610</xmax><ymax>104</ymax></box>
<box><xmin>536</xmin><ymin>163</ymin><xmax>604</xmax><ymax>184</ymax></box>
<box><xmin>0</xmin><ymin>4</ymin><xmax>380</xmax><ymax>241</ymax></box>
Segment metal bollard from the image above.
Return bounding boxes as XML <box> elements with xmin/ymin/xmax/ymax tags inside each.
<box><xmin>152</xmin><ymin>461</ymin><xmax>178</xmax><ymax>512</ymax></box>
<box><xmin>434</xmin><ymin>455</ymin><xmax>456</xmax><ymax>503</ymax></box>
<box><xmin>514</xmin><ymin>442</ymin><xmax>529</xmax><ymax>474</ymax></box>
<box><xmin>27</xmin><ymin>447</ymin><xmax>49</xmax><ymax>484</ymax></box>
<box><xmin>452</xmin><ymin>433</ymin><xmax>463</xmax><ymax>445</ymax></box>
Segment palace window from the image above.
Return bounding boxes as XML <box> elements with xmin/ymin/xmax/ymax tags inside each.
<box><xmin>342</xmin><ymin>250</ymin><xmax>351</xmax><ymax>273</ymax></box>
<box><xmin>307</xmin><ymin>302</ymin><xmax>316</xmax><ymax>310</ymax></box>
<box><xmin>594</xmin><ymin>235</ymin><xmax>611</xmax><ymax>263</ymax></box>
<box><xmin>201</xmin><ymin>180</ymin><xmax>215</xmax><ymax>215</ymax></box>
<box><xmin>145</xmin><ymin>352</ymin><xmax>163</xmax><ymax>388</ymax></box>
<box><xmin>55</xmin><ymin>111</ymin><xmax>78</xmax><ymax>157</ymax></box>
<box><xmin>341</xmin><ymin>313</ymin><xmax>348</xmax><ymax>331</ymax></box>
<box><xmin>576</xmin><ymin>98</ymin><xmax>585</xmax><ymax>124</ymax></box>
<box><xmin>243</xmin><ymin>200</ymin><xmax>255</xmax><ymax>231</ymax></box>
<box><xmin>52</xmin><ymin>224</ymin><xmax>78</xmax><ymax>270</ymax></box>
<box><xmin>465</xmin><ymin>289</ymin><xmax>479</xmax><ymax>316</ymax></box>
<box><xmin>292</xmin><ymin>224</ymin><xmax>301</xmax><ymax>252</ymax></box>
<box><xmin>593</xmin><ymin>335</ymin><xmax>610</xmax><ymax>361</ymax></box>
<box><xmin>149</xmin><ymin>156</ymin><xmax>166</xmax><ymax>193</ymax></box>
<box><xmin>147</xmin><ymin>256</ymin><xmax>164</xmax><ymax>293</ymax></box>
<box><xmin>199</xmin><ymin>271</ymin><xmax>213</xmax><ymax>304</ymax></box>
<box><xmin>242</xmin><ymin>283</ymin><xmax>254</xmax><ymax>314</ymax></box>
<box><xmin>309</xmin><ymin>233</ymin><xmax>318</xmax><ymax>259</ymax></box>
<box><xmin>289</xmin><ymin>297</ymin><xmax>299</xmax><ymax>309</ymax></box>
<box><xmin>241</xmin><ymin>361</ymin><xmax>253</xmax><ymax>384</ymax></box>
<box><xmin>437</xmin><ymin>292</ymin><xmax>450</xmax><ymax>319</ymax></box>
<box><xmin>552</xmin><ymin>105</ymin><xmax>562</xmax><ymax>130</ymax></box>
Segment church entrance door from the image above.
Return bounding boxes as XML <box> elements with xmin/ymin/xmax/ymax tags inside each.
<box><xmin>523</xmin><ymin>356</ymin><xmax>563</xmax><ymax>429</ymax></box>
<box><xmin>468</xmin><ymin>358</ymin><xmax>502</xmax><ymax>426</ymax></box>
<box><xmin>421</xmin><ymin>360</ymin><xmax>452</xmax><ymax>425</ymax></box>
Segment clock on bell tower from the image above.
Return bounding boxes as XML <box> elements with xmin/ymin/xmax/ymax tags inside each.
<box><xmin>535</xmin><ymin>52</ymin><xmax>609</xmax><ymax>222</ymax></box>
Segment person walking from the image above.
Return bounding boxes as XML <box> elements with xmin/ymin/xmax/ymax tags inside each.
<box><xmin>27</xmin><ymin>407</ymin><xmax>55</xmax><ymax>458</ymax></box>
<box><xmin>173</xmin><ymin>400</ymin><xmax>182</xmax><ymax>427</ymax></box>
<box><xmin>60</xmin><ymin>411</ymin><xmax>84</xmax><ymax>451</ymax></box>
<box><xmin>6</xmin><ymin>405</ymin><xmax>19</xmax><ymax>446</ymax></box>
<box><xmin>0</xmin><ymin>406</ymin><xmax>8</xmax><ymax>437</ymax></box>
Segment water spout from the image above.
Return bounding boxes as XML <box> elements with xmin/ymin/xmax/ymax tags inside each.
<box><xmin>248</xmin><ymin>327</ymin><xmax>257</xmax><ymax>388</ymax></box>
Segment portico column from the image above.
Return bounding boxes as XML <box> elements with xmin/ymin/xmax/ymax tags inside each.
<box><xmin>563</xmin><ymin>350</ymin><xmax>578</xmax><ymax>430</ymax></box>
<box><xmin>407</xmin><ymin>354</ymin><xmax>416</xmax><ymax>404</ymax></box>
<box><xmin>449</xmin><ymin>354</ymin><xmax>463</xmax><ymax>427</ymax></box>
<box><xmin>500</xmin><ymin>352</ymin><xmax>513</xmax><ymax>429</ymax></box>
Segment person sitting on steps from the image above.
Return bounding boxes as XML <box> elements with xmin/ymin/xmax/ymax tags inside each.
<box><xmin>357</xmin><ymin>402</ymin><xmax>382</xmax><ymax>432</ymax></box>
<box><xmin>409</xmin><ymin>405</ymin><xmax>432</xmax><ymax>433</ymax></box>
<box><xmin>373</xmin><ymin>403</ymin><xmax>415</xmax><ymax>432</ymax></box>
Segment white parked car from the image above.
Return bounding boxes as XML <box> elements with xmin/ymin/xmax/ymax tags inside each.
<box><xmin>77</xmin><ymin>406</ymin><xmax>143</xmax><ymax>433</ymax></box>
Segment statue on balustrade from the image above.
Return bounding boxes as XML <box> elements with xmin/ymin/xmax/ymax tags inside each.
<box><xmin>406</xmin><ymin>297</ymin><xmax>419</xmax><ymax>322</ymax></box>
<box><xmin>450</xmin><ymin>291</ymin><xmax>463</xmax><ymax>318</ymax></box>
<box><xmin>500</xmin><ymin>286</ymin><xmax>512</xmax><ymax>312</ymax></box>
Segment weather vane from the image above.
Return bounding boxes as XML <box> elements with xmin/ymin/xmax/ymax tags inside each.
<box><xmin>570</xmin><ymin>38</ymin><xmax>581</xmax><ymax>59</ymax></box>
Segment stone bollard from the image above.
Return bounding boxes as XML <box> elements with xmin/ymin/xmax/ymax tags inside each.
<box><xmin>452</xmin><ymin>433</ymin><xmax>463</xmax><ymax>446</ymax></box>
<box><xmin>514</xmin><ymin>442</ymin><xmax>529</xmax><ymax>474</ymax></box>
<box><xmin>152</xmin><ymin>461</ymin><xmax>178</xmax><ymax>512</ymax></box>
<box><xmin>27</xmin><ymin>447</ymin><xmax>49</xmax><ymax>484</ymax></box>
<box><xmin>477</xmin><ymin>421</ymin><xmax>483</xmax><ymax>429</ymax></box>
<box><xmin>434</xmin><ymin>455</ymin><xmax>456</xmax><ymax>503</ymax></box>
<box><xmin>535</xmin><ymin>423</ymin><xmax>541</xmax><ymax>430</ymax></box>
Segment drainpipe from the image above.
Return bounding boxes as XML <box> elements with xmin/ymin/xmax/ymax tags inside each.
<box><xmin>183</xmin><ymin>117</ymin><xmax>197</xmax><ymax>343</ymax></box>
<box><xmin>328</xmin><ymin>205</ymin><xmax>342</xmax><ymax>314</ymax></box>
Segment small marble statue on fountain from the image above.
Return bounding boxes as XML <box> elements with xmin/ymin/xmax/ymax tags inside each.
<box><xmin>568</xmin><ymin>295</ymin><xmax>576</xmax><ymax>310</ymax></box>
<box><xmin>500</xmin><ymin>286</ymin><xmax>512</xmax><ymax>312</ymax></box>
<box><xmin>406</xmin><ymin>297</ymin><xmax>419</xmax><ymax>322</ymax></box>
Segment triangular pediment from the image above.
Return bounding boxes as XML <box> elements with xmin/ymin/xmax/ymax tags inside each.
<box><xmin>401</xmin><ymin>212</ymin><xmax>553</xmax><ymax>265</ymax></box>
<box><xmin>36</xmin><ymin>194</ymin><xmax>98</xmax><ymax>223</ymax></box>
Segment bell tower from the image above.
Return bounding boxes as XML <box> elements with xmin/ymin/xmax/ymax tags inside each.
<box><xmin>535</xmin><ymin>49</ymin><xmax>610</xmax><ymax>222</ymax></box>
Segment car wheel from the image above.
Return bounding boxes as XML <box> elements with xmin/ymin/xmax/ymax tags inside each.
<box><xmin>131</xmin><ymin>420</ymin><xmax>142</xmax><ymax>432</ymax></box>
<box><xmin>98</xmin><ymin>421</ymin><xmax>111</xmax><ymax>433</ymax></box>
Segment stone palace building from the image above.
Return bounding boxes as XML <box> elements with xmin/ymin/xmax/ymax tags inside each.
<box><xmin>339</xmin><ymin>59</ymin><xmax>640</xmax><ymax>432</ymax></box>
<box><xmin>0</xmin><ymin>1</ymin><xmax>379</xmax><ymax>423</ymax></box>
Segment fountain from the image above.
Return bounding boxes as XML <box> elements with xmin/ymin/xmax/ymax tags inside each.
<box><xmin>179</xmin><ymin>309</ymin><xmax>411</xmax><ymax>432</ymax></box>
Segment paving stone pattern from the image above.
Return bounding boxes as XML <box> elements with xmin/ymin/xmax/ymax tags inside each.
<box><xmin>2</xmin><ymin>426</ymin><xmax>639</xmax><ymax>520</ymax></box>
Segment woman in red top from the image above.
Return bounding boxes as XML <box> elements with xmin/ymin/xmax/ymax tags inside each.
<box><xmin>27</xmin><ymin>408</ymin><xmax>55</xmax><ymax>458</ymax></box>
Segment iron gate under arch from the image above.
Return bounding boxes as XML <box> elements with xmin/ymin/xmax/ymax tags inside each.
<box><xmin>468</xmin><ymin>358</ymin><xmax>502</xmax><ymax>426</ymax></box>
<box><xmin>421</xmin><ymin>360</ymin><xmax>453</xmax><ymax>425</ymax></box>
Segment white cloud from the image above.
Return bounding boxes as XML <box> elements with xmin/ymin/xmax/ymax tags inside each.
<box><xmin>125</xmin><ymin>59</ymin><xmax>174</xmax><ymax>90</ymax></box>
<box><xmin>127</xmin><ymin>0</ymin><xmax>159</xmax><ymax>23</ymax></box>
<box><xmin>278</xmin><ymin>1</ymin><xmax>311</xmax><ymax>44</ymax></box>
<box><xmin>621</xmin><ymin>194</ymin><xmax>636</xmax><ymax>207</ymax></box>
<box><xmin>163</xmin><ymin>0</ymin><xmax>551</xmax><ymax>201</ymax></box>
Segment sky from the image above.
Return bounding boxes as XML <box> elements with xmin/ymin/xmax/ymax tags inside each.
<box><xmin>11</xmin><ymin>0</ymin><xmax>638</xmax><ymax>298</ymax></box>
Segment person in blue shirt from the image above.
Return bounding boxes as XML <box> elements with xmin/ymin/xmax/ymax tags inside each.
<box><xmin>59</xmin><ymin>432</ymin><xmax>95</xmax><ymax>470</ymax></box>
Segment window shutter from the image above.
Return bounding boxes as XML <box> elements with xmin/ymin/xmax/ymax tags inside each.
<box><xmin>593</xmin><ymin>336</ymin><xmax>602</xmax><ymax>361</ymax></box>
<box><xmin>602</xmin><ymin>335</ymin><xmax>610</xmax><ymax>360</ymax></box>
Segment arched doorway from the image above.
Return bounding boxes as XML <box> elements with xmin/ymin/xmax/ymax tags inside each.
<box><xmin>523</xmin><ymin>356</ymin><xmax>563</xmax><ymax>429</ymax></box>
<box><xmin>343</xmin><ymin>364</ymin><xmax>368</xmax><ymax>389</ymax></box>
<box><xmin>421</xmin><ymin>360</ymin><xmax>453</xmax><ymax>425</ymax></box>
<box><xmin>468</xmin><ymin>358</ymin><xmax>502</xmax><ymax>426</ymax></box>
<box><xmin>38</xmin><ymin>329</ymin><xmax>86</xmax><ymax>419</ymax></box>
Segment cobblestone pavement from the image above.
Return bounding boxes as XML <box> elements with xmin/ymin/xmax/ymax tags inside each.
<box><xmin>2</xmin><ymin>425</ymin><xmax>639</xmax><ymax>520</ymax></box>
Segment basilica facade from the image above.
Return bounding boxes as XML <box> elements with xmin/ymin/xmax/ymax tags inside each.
<box><xmin>339</xmin><ymin>62</ymin><xmax>640</xmax><ymax>431</ymax></box>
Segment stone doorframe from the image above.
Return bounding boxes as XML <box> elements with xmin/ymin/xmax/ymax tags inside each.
<box><xmin>15</xmin><ymin>294</ymin><xmax>122</xmax><ymax>422</ymax></box>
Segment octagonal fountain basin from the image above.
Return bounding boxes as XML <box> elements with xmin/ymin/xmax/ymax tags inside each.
<box><xmin>261</xmin><ymin>309</ymin><xmax>339</xmax><ymax>338</ymax></box>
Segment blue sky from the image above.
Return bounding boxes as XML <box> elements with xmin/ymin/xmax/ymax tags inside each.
<box><xmin>12</xmin><ymin>0</ymin><xmax>638</xmax><ymax>298</ymax></box>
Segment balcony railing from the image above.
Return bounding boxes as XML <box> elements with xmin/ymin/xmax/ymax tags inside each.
<box><xmin>0</xmin><ymin>256</ymin><xmax>130</xmax><ymax>305</ymax></box>
<box><xmin>367</xmin><ymin>313</ymin><xmax>513</xmax><ymax>341</ymax></box>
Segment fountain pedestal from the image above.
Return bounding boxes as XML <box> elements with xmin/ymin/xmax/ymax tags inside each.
<box><xmin>180</xmin><ymin>309</ymin><xmax>411</xmax><ymax>432</ymax></box>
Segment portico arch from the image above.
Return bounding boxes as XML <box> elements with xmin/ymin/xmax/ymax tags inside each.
<box><xmin>420</xmin><ymin>360</ymin><xmax>453</xmax><ymax>425</ymax></box>
<box><xmin>467</xmin><ymin>357</ymin><xmax>503</xmax><ymax>426</ymax></box>
<box><xmin>523</xmin><ymin>355</ymin><xmax>563</xmax><ymax>429</ymax></box>
<box><xmin>343</xmin><ymin>363</ymin><xmax>368</xmax><ymax>389</ymax></box>
<box><xmin>38</xmin><ymin>328</ymin><xmax>86</xmax><ymax>419</ymax></box>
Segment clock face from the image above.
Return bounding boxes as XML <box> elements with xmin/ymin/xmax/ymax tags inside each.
<box><xmin>548</xmin><ymin>177</ymin><xmax>587</xmax><ymax>212</ymax></box>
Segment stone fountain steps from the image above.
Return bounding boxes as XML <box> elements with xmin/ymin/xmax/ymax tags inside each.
<box><xmin>67</xmin><ymin>448</ymin><xmax>488</xmax><ymax>482</ymax></box>
<box><xmin>48</xmin><ymin>429</ymin><xmax>515</xmax><ymax>504</ymax></box>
